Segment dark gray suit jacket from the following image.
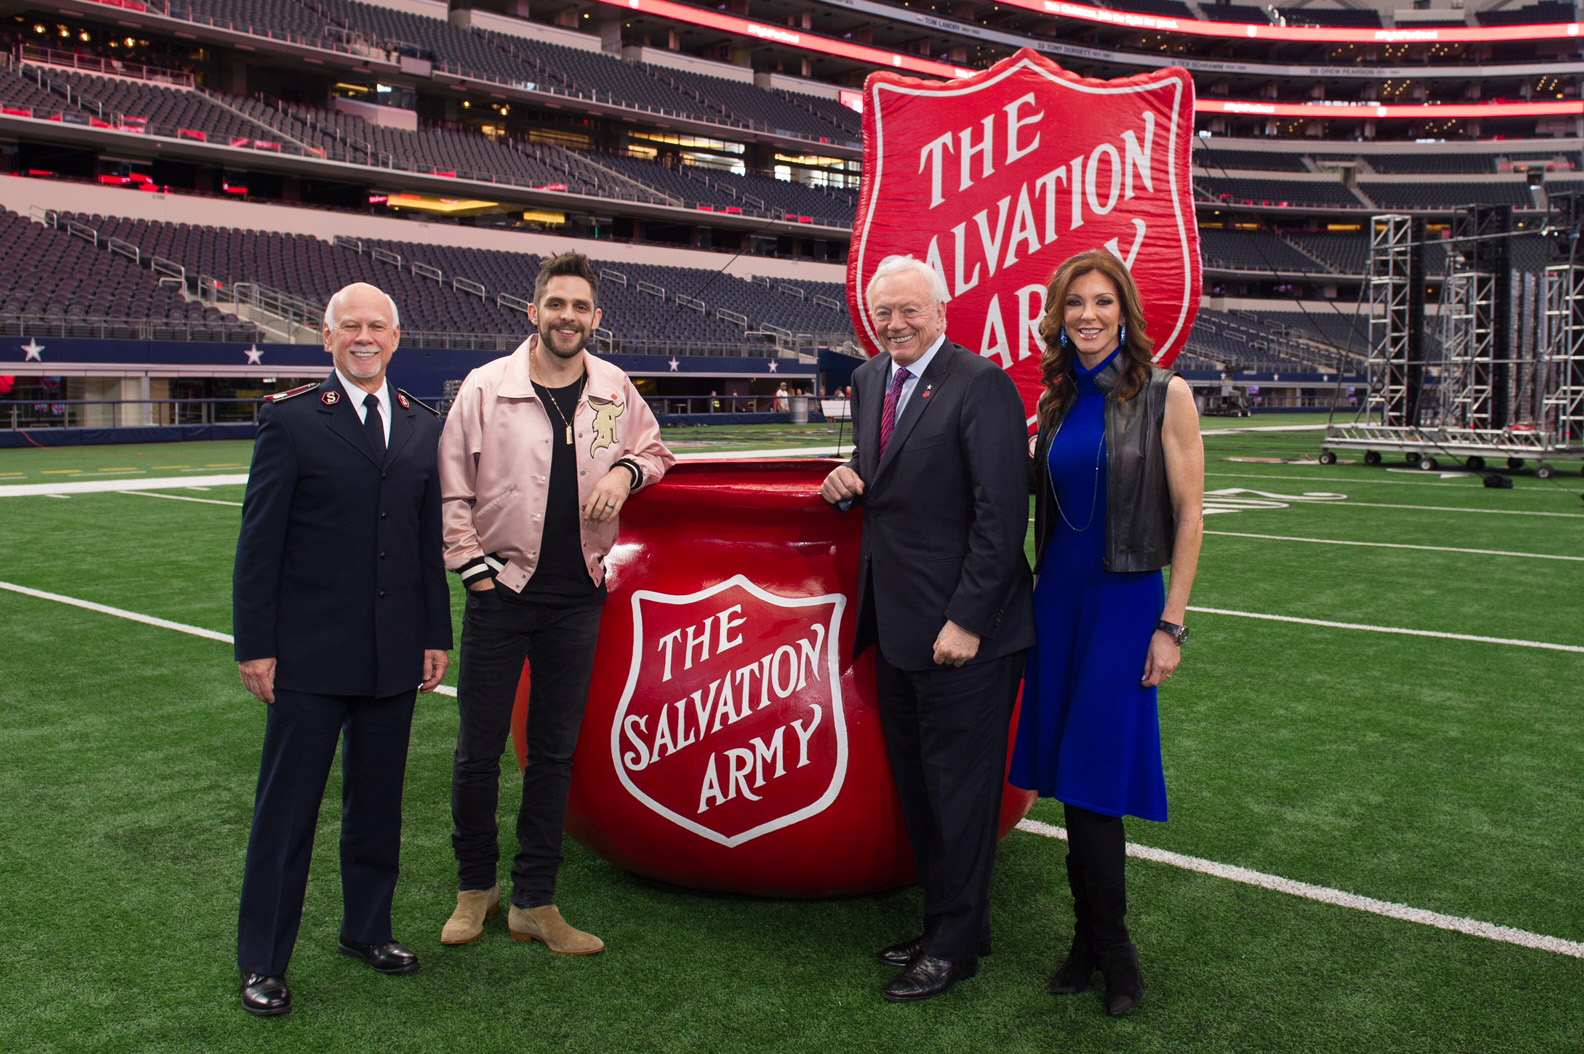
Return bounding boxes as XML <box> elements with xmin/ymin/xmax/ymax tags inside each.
<box><xmin>846</xmin><ymin>340</ymin><xmax>1035</xmax><ymax>671</ymax></box>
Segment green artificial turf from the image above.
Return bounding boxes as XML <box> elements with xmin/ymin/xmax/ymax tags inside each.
<box><xmin>1</xmin><ymin>423</ymin><xmax>1581</xmax><ymax>1053</ymax></box>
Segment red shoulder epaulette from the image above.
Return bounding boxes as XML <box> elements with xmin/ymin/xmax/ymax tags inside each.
<box><xmin>397</xmin><ymin>389</ymin><xmax>440</xmax><ymax>415</ymax></box>
<box><xmin>266</xmin><ymin>383</ymin><xmax>317</xmax><ymax>403</ymax></box>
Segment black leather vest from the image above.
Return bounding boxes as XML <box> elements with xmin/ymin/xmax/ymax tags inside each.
<box><xmin>1032</xmin><ymin>360</ymin><xmax>1176</xmax><ymax>573</ymax></box>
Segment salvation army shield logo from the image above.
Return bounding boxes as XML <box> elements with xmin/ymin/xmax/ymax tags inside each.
<box><xmin>610</xmin><ymin>575</ymin><xmax>848</xmax><ymax>848</ymax></box>
<box><xmin>849</xmin><ymin>47</ymin><xmax>1200</xmax><ymax>419</ymax></box>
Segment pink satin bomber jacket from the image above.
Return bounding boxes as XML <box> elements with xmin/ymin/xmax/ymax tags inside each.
<box><xmin>438</xmin><ymin>334</ymin><xmax>676</xmax><ymax>591</ymax></box>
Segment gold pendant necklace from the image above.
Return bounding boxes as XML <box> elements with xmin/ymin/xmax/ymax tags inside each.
<box><xmin>532</xmin><ymin>349</ymin><xmax>583</xmax><ymax>444</ymax></box>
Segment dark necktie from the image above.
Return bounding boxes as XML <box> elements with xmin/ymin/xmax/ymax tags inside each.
<box><xmin>879</xmin><ymin>366</ymin><xmax>911</xmax><ymax>455</ymax></box>
<box><xmin>363</xmin><ymin>393</ymin><xmax>385</xmax><ymax>460</ymax></box>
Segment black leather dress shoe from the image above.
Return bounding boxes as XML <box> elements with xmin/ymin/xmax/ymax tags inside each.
<box><xmin>876</xmin><ymin>934</ymin><xmax>994</xmax><ymax>968</ymax></box>
<box><xmin>883</xmin><ymin>953</ymin><xmax>979</xmax><ymax>1002</ymax></box>
<box><xmin>337</xmin><ymin>938</ymin><xmax>421</xmax><ymax>975</ymax></box>
<box><xmin>240</xmin><ymin>972</ymin><xmax>291</xmax><ymax>1016</ymax></box>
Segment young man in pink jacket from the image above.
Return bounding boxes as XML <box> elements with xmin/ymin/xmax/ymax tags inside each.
<box><xmin>437</xmin><ymin>251</ymin><xmax>675</xmax><ymax>953</ymax></box>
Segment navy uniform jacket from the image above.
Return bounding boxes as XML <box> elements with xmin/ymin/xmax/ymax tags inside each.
<box><xmin>846</xmin><ymin>340</ymin><xmax>1036</xmax><ymax>671</ymax></box>
<box><xmin>233</xmin><ymin>373</ymin><xmax>453</xmax><ymax>698</ymax></box>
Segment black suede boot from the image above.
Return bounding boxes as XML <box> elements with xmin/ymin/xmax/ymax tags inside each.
<box><xmin>1049</xmin><ymin>852</ymin><xmax>1097</xmax><ymax>995</ymax></box>
<box><xmin>1086</xmin><ymin>878</ymin><xmax>1145</xmax><ymax>1016</ymax></box>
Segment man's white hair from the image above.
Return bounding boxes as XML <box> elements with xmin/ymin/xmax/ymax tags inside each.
<box><xmin>866</xmin><ymin>255</ymin><xmax>949</xmax><ymax>306</ymax></box>
<box><xmin>323</xmin><ymin>283</ymin><xmax>400</xmax><ymax>330</ymax></box>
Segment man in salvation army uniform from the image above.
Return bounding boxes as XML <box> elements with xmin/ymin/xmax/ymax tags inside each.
<box><xmin>232</xmin><ymin>282</ymin><xmax>453</xmax><ymax>1017</ymax></box>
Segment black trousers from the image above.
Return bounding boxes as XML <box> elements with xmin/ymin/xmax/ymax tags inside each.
<box><xmin>875</xmin><ymin>648</ymin><xmax>1025</xmax><ymax>962</ymax></box>
<box><xmin>452</xmin><ymin>588</ymin><xmax>602</xmax><ymax>908</ymax></box>
<box><xmin>237</xmin><ymin>686</ymin><xmax>417</xmax><ymax>977</ymax></box>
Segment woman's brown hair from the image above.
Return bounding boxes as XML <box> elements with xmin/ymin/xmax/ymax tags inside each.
<box><xmin>1035</xmin><ymin>250</ymin><xmax>1155</xmax><ymax>428</ymax></box>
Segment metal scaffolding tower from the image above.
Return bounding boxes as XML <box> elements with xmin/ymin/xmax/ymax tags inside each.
<box><xmin>1322</xmin><ymin>207</ymin><xmax>1583</xmax><ymax>476</ymax></box>
<box><xmin>1441</xmin><ymin>205</ymin><xmax>1510</xmax><ymax>432</ymax></box>
<box><xmin>1366</xmin><ymin>213</ymin><xmax>1421</xmax><ymax>428</ymax></box>
<box><xmin>1543</xmin><ymin>192</ymin><xmax>1584</xmax><ymax>452</ymax></box>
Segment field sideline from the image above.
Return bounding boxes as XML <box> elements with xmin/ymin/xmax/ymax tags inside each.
<box><xmin>1</xmin><ymin>418</ymin><xmax>1580</xmax><ymax>1052</ymax></box>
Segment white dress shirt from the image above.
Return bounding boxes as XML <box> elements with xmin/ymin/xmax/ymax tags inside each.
<box><xmin>337</xmin><ymin>368</ymin><xmax>392</xmax><ymax>447</ymax></box>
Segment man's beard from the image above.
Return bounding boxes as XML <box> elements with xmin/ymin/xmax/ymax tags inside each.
<box><xmin>540</xmin><ymin>323</ymin><xmax>590</xmax><ymax>359</ymax></box>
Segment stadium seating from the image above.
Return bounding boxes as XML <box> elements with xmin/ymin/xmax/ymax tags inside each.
<box><xmin>1200</xmin><ymin>228</ymin><xmax>1336</xmax><ymax>273</ymax></box>
<box><xmin>31</xmin><ymin>68</ymin><xmax>281</xmax><ymax>144</ymax></box>
<box><xmin>1276</xmin><ymin>6</ymin><xmax>1381</xmax><ymax>28</ymax></box>
<box><xmin>1359</xmin><ymin>181</ymin><xmax>1536</xmax><ymax>210</ymax></box>
<box><xmin>1199</xmin><ymin>176</ymin><xmax>1364</xmax><ymax>209</ymax></box>
<box><xmin>38</xmin><ymin>212</ymin><xmax>856</xmax><ymax>353</ymax></box>
<box><xmin>1195</xmin><ymin>147</ymin><xmax>1310</xmax><ymax>173</ymax></box>
<box><xmin>1364</xmin><ymin>154</ymin><xmax>1498</xmax><ymax>176</ymax></box>
<box><xmin>170</xmin><ymin>0</ymin><xmax>339</xmax><ymax>48</ymax></box>
<box><xmin>0</xmin><ymin>209</ymin><xmax>257</xmax><ymax>340</ymax></box>
<box><xmin>1199</xmin><ymin>4</ymin><xmax>1270</xmax><ymax>23</ymax></box>
<box><xmin>1477</xmin><ymin>1</ymin><xmax>1574</xmax><ymax>27</ymax></box>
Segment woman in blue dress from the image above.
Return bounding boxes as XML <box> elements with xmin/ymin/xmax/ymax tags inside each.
<box><xmin>1009</xmin><ymin>250</ymin><xmax>1204</xmax><ymax>1016</ymax></box>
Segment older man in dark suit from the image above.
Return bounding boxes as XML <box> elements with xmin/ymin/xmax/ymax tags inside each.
<box><xmin>232</xmin><ymin>282</ymin><xmax>453</xmax><ymax>1016</ymax></box>
<box><xmin>821</xmin><ymin>255</ymin><xmax>1035</xmax><ymax>1002</ymax></box>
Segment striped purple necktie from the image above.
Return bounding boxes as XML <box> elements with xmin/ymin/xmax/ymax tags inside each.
<box><xmin>879</xmin><ymin>366</ymin><xmax>911</xmax><ymax>455</ymax></box>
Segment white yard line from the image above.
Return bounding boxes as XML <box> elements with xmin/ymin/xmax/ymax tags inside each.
<box><xmin>119</xmin><ymin>490</ymin><xmax>243</xmax><ymax>508</ymax></box>
<box><xmin>1201</xmin><ymin>423</ymin><xmax>1329</xmax><ymax>435</ymax></box>
<box><xmin>1204</xmin><ymin>530</ymin><xmax>1584</xmax><ymax>562</ymax></box>
<box><xmin>0</xmin><ymin>580</ymin><xmax>236</xmax><ymax>643</ymax></box>
<box><xmin>1189</xmin><ymin>605</ymin><xmax>1584</xmax><ymax>653</ymax></box>
<box><xmin>0</xmin><ymin>473</ymin><xmax>247</xmax><ymax>497</ymax></box>
<box><xmin>1328</xmin><ymin>500</ymin><xmax>1584</xmax><ymax>519</ymax></box>
<box><xmin>0</xmin><ymin>581</ymin><xmax>457</xmax><ymax>697</ymax></box>
<box><xmin>1208</xmin><ymin>471</ymin><xmax>1484</xmax><ymax>489</ymax></box>
<box><xmin>1017</xmin><ymin>820</ymin><xmax>1584</xmax><ymax>960</ymax></box>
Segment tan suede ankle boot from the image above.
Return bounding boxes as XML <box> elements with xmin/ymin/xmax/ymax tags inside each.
<box><xmin>507</xmin><ymin>904</ymin><xmax>605</xmax><ymax>955</ymax></box>
<box><xmin>440</xmin><ymin>884</ymin><xmax>501</xmax><ymax>945</ymax></box>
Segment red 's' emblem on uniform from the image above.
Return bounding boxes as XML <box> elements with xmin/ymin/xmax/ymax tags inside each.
<box><xmin>396</xmin><ymin>392</ymin><xmax>410</xmax><ymax>409</ymax></box>
<box><xmin>611</xmin><ymin>575</ymin><xmax>848</xmax><ymax>848</ymax></box>
<box><xmin>849</xmin><ymin>48</ymin><xmax>1201</xmax><ymax>422</ymax></box>
<box><xmin>321</xmin><ymin>390</ymin><xmax>340</xmax><ymax>405</ymax></box>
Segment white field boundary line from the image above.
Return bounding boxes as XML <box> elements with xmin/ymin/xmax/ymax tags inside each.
<box><xmin>0</xmin><ymin>581</ymin><xmax>457</xmax><ymax>698</ymax></box>
<box><xmin>120</xmin><ymin>490</ymin><xmax>242</xmax><ymax>507</ymax></box>
<box><xmin>1189</xmin><ymin>605</ymin><xmax>1584</xmax><ymax>654</ymax></box>
<box><xmin>1200</xmin><ymin>424</ymin><xmax>1328</xmax><ymax>435</ymax></box>
<box><xmin>5</xmin><ymin>577</ymin><xmax>1577</xmax><ymax>956</ymax></box>
<box><xmin>1204</xmin><ymin>530</ymin><xmax>1584</xmax><ymax>562</ymax></box>
<box><xmin>1339</xmin><ymin>499</ymin><xmax>1584</xmax><ymax>518</ymax></box>
<box><xmin>1016</xmin><ymin>819</ymin><xmax>1584</xmax><ymax>960</ymax></box>
<box><xmin>0</xmin><ymin>473</ymin><xmax>247</xmax><ymax>497</ymax></box>
<box><xmin>1209</xmin><ymin>470</ymin><xmax>1489</xmax><ymax>490</ymax></box>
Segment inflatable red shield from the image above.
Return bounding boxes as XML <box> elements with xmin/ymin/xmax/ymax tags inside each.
<box><xmin>849</xmin><ymin>48</ymin><xmax>1201</xmax><ymax>418</ymax></box>
<box><xmin>515</xmin><ymin>459</ymin><xmax>1035</xmax><ymax>897</ymax></box>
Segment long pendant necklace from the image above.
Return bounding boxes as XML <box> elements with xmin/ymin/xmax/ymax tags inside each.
<box><xmin>1048</xmin><ymin>411</ymin><xmax>1105</xmax><ymax>533</ymax></box>
<box><xmin>533</xmin><ymin>350</ymin><xmax>583</xmax><ymax>444</ymax></box>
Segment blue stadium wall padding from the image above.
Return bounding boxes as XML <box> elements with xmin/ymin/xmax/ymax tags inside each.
<box><xmin>1</xmin><ymin>338</ymin><xmax>818</xmax><ymax>406</ymax></box>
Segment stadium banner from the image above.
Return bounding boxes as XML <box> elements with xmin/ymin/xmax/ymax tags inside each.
<box><xmin>849</xmin><ymin>48</ymin><xmax>1201</xmax><ymax>420</ymax></box>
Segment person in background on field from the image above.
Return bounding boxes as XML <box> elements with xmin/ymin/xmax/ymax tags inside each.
<box><xmin>232</xmin><ymin>282</ymin><xmax>452</xmax><ymax>1017</ymax></box>
<box><xmin>437</xmin><ymin>251</ymin><xmax>675</xmax><ymax>955</ymax></box>
<box><xmin>1009</xmin><ymin>249</ymin><xmax>1204</xmax><ymax>1016</ymax></box>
